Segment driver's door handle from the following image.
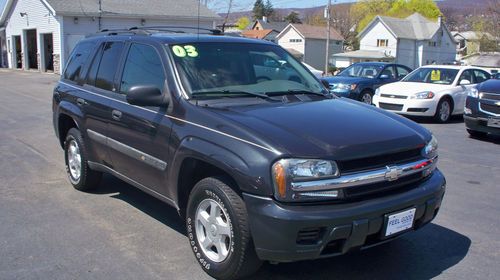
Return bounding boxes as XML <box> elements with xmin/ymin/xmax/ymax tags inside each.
<box><xmin>112</xmin><ymin>110</ymin><xmax>122</xmax><ymax>121</ymax></box>
<box><xmin>76</xmin><ymin>98</ymin><xmax>87</xmax><ymax>106</ymax></box>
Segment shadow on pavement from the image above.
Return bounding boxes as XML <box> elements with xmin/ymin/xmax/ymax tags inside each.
<box><xmin>92</xmin><ymin>174</ymin><xmax>186</xmax><ymax>235</ymax></box>
<box><xmin>91</xmin><ymin>175</ymin><xmax>470</xmax><ymax>280</ymax></box>
<box><xmin>405</xmin><ymin>115</ymin><xmax>464</xmax><ymax>124</ymax></box>
<box><xmin>250</xmin><ymin>223</ymin><xmax>470</xmax><ymax>280</ymax></box>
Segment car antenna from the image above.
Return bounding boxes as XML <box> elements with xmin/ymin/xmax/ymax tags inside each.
<box><xmin>197</xmin><ymin>0</ymin><xmax>201</xmax><ymax>40</ymax></box>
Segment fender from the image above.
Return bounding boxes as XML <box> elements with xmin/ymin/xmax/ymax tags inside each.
<box><xmin>167</xmin><ymin>136</ymin><xmax>273</xmax><ymax>205</ymax></box>
<box><xmin>54</xmin><ymin>100</ymin><xmax>85</xmax><ymax>146</ymax></box>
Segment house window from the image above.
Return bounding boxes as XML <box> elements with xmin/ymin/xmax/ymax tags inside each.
<box><xmin>377</xmin><ymin>39</ymin><xmax>388</xmax><ymax>47</ymax></box>
<box><xmin>289</xmin><ymin>39</ymin><xmax>303</xmax><ymax>43</ymax></box>
<box><xmin>428</xmin><ymin>41</ymin><xmax>437</xmax><ymax>47</ymax></box>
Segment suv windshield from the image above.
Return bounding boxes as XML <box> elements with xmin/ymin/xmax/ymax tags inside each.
<box><xmin>402</xmin><ymin>68</ymin><xmax>459</xmax><ymax>85</ymax></box>
<box><xmin>168</xmin><ymin>42</ymin><xmax>326</xmax><ymax>98</ymax></box>
<box><xmin>338</xmin><ymin>64</ymin><xmax>383</xmax><ymax>78</ymax></box>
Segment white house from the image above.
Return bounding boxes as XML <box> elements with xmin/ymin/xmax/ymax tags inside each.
<box><xmin>0</xmin><ymin>0</ymin><xmax>219</xmax><ymax>73</ymax></box>
<box><xmin>277</xmin><ymin>23</ymin><xmax>344</xmax><ymax>70</ymax></box>
<box><xmin>332</xmin><ymin>13</ymin><xmax>457</xmax><ymax>69</ymax></box>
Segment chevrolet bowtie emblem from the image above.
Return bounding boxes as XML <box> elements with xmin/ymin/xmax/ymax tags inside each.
<box><xmin>385</xmin><ymin>166</ymin><xmax>403</xmax><ymax>181</ymax></box>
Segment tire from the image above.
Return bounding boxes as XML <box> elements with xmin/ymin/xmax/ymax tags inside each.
<box><xmin>359</xmin><ymin>90</ymin><xmax>373</xmax><ymax>105</ymax></box>
<box><xmin>467</xmin><ymin>129</ymin><xmax>487</xmax><ymax>138</ymax></box>
<box><xmin>186</xmin><ymin>177</ymin><xmax>262</xmax><ymax>280</ymax></box>
<box><xmin>64</xmin><ymin>128</ymin><xmax>102</xmax><ymax>191</ymax></box>
<box><xmin>434</xmin><ymin>98</ymin><xmax>452</xmax><ymax>123</ymax></box>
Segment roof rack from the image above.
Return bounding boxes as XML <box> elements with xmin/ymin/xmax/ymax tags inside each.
<box><xmin>129</xmin><ymin>26</ymin><xmax>223</xmax><ymax>35</ymax></box>
<box><xmin>86</xmin><ymin>28</ymin><xmax>149</xmax><ymax>38</ymax></box>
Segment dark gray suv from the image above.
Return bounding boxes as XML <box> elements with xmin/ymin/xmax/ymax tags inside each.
<box><xmin>53</xmin><ymin>27</ymin><xmax>446</xmax><ymax>280</ymax></box>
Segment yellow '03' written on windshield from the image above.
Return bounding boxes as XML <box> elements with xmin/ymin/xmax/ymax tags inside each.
<box><xmin>172</xmin><ymin>45</ymin><xmax>199</xmax><ymax>58</ymax></box>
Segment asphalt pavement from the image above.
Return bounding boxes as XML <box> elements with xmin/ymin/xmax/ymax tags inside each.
<box><xmin>0</xmin><ymin>69</ymin><xmax>499</xmax><ymax>280</ymax></box>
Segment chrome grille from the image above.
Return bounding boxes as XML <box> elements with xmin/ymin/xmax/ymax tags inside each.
<box><xmin>480</xmin><ymin>92</ymin><xmax>500</xmax><ymax>101</ymax></box>
<box><xmin>381</xmin><ymin>94</ymin><xmax>408</xmax><ymax>99</ymax></box>
<box><xmin>480</xmin><ymin>103</ymin><xmax>500</xmax><ymax>115</ymax></box>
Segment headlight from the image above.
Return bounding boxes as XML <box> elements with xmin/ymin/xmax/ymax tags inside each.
<box><xmin>334</xmin><ymin>83</ymin><xmax>356</xmax><ymax>91</ymax></box>
<box><xmin>423</xmin><ymin>135</ymin><xmax>438</xmax><ymax>159</ymax></box>
<box><xmin>375</xmin><ymin>88</ymin><xmax>381</xmax><ymax>96</ymax></box>
<box><xmin>272</xmin><ymin>159</ymin><xmax>339</xmax><ymax>202</ymax></box>
<box><xmin>411</xmin><ymin>91</ymin><xmax>435</xmax><ymax>99</ymax></box>
<box><xmin>467</xmin><ymin>87</ymin><xmax>479</xmax><ymax>98</ymax></box>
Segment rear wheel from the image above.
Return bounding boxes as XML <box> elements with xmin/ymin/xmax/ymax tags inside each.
<box><xmin>64</xmin><ymin>128</ymin><xmax>102</xmax><ymax>191</ymax></box>
<box><xmin>359</xmin><ymin>90</ymin><xmax>373</xmax><ymax>105</ymax></box>
<box><xmin>434</xmin><ymin>98</ymin><xmax>452</xmax><ymax>123</ymax></box>
<box><xmin>186</xmin><ymin>177</ymin><xmax>262</xmax><ymax>280</ymax></box>
<box><xmin>467</xmin><ymin>129</ymin><xmax>487</xmax><ymax>138</ymax></box>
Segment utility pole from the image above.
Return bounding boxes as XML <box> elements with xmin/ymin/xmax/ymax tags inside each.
<box><xmin>324</xmin><ymin>0</ymin><xmax>332</xmax><ymax>74</ymax></box>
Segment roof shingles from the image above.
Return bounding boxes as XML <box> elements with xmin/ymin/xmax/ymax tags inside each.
<box><xmin>45</xmin><ymin>0</ymin><xmax>219</xmax><ymax>19</ymax></box>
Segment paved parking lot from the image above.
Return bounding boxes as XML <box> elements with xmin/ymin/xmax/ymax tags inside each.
<box><xmin>0</xmin><ymin>69</ymin><xmax>499</xmax><ymax>280</ymax></box>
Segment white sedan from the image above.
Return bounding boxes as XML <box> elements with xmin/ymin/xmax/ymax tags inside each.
<box><xmin>373</xmin><ymin>65</ymin><xmax>491</xmax><ymax>122</ymax></box>
<box><xmin>302</xmin><ymin>62</ymin><xmax>324</xmax><ymax>79</ymax></box>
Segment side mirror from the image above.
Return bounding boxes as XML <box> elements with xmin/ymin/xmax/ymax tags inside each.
<box><xmin>126</xmin><ymin>85</ymin><xmax>169</xmax><ymax>107</ymax></box>
<box><xmin>380</xmin><ymin>74</ymin><xmax>389</xmax><ymax>79</ymax></box>
<box><xmin>459</xmin><ymin>79</ymin><xmax>471</xmax><ymax>85</ymax></box>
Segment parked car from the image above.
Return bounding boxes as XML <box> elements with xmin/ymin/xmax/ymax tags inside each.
<box><xmin>464</xmin><ymin>79</ymin><xmax>500</xmax><ymax>137</ymax></box>
<box><xmin>373</xmin><ymin>65</ymin><xmax>491</xmax><ymax>123</ymax></box>
<box><xmin>493</xmin><ymin>72</ymin><xmax>500</xmax><ymax>79</ymax></box>
<box><xmin>321</xmin><ymin>62</ymin><xmax>412</xmax><ymax>104</ymax></box>
<box><xmin>302</xmin><ymin>62</ymin><xmax>324</xmax><ymax>78</ymax></box>
<box><xmin>53</xmin><ymin>28</ymin><xmax>445</xmax><ymax>280</ymax></box>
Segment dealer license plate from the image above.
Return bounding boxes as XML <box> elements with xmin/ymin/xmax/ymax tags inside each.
<box><xmin>384</xmin><ymin>208</ymin><xmax>416</xmax><ymax>237</ymax></box>
<box><xmin>487</xmin><ymin>118</ymin><xmax>500</xmax><ymax>128</ymax></box>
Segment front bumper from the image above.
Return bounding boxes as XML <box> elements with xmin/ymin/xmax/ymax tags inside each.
<box><xmin>464</xmin><ymin>116</ymin><xmax>500</xmax><ymax>135</ymax></box>
<box><xmin>373</xmin><ymin>95</ymin><xmax>438</xmax><ymax>116</ymax></box>
<box><xmin>243</xmin><ymin>170</ymin><xmax>446</xmax><ymax>262</ymax></box>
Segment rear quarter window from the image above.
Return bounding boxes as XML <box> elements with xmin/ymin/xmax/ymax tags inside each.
<box><xmin>63</xmin><ymin>41</ymin><xmax>97</xmax><ymax>82</ymax></box>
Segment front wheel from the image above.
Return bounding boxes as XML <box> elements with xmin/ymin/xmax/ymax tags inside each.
<box><xmin>434</xmin><ymin>98</ymin><xmax>452</xmax><ymax>123</ymax></box>
<box><xmin>186</xmin><ymin>177</ymin><xmax>262</xmax><ymax>280</ymax></box>
<box><xmin>359</xmin><ymin>90</ymin><xmax>373</xmax><ymax>105</ymax></box>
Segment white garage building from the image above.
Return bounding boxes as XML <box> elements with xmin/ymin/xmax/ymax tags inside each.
<box><xmin>0</xmin><ymin>0</ymin><xmax>218</xmax><ymax>73</ymax></box>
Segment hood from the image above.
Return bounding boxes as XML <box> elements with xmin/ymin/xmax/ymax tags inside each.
<box><xmin>379</xmin><ymin>82</ymin><xmax>453</xmax><ymax>96</ymax></box>
<box><xmin>206</xmin><ymin>98</ymin><xmax>430</xmax><ymax>159</ymax></box>
<box><xmin>322</xmin><ymin>76</ymin><xmax>372</xmax><ymax>84</ymax></box>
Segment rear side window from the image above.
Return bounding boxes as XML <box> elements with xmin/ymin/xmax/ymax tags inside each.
<box><xmin>474</xmin><ymin>70</ymin><xmax>490</xmax><ymax>84</ymax></box>
<box><xmin>397</xmin><ymin>66</ymin><xmax>410</xmax><ymax>79</ymax></box>
<box><xmin>120</xmin><ymin>43</ymin><xmax>165</xmax><ymax>94</ymax></box>
<box><xmin>63</xmin><ymin>41</ymin><xmax>96</xmax><ymax>82</ymax></box>
<box><xmin>95</xmin><ymin>42</ymin><xmax>125</xmax><ymax>91</ymax></box>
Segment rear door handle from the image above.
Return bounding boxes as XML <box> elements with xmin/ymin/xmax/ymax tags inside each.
<box><xmin>76</xmin><ymin>98</ymin><xmax>87</xmax><ymax>106</ymax></box>
<box><xmin>112</xmin><ymin>110</ymin><xmax>122</xmax><ymax>121</ymax></box>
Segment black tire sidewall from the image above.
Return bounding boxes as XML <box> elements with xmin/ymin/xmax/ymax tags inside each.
<box><xmin>64</xmin><ymin>128</ymin><xmax>99</xmax><ymax>191</ymax></box>
<box><xmin>186</xmin><ymin>178</ymin><xmax>245</xmax><ymax>279</ymax></box>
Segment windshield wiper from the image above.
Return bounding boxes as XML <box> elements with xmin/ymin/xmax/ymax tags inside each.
<box><xmin>192</xmin><ymin>90</ymin><xmax>273</xmax><ymax>100</ymax></box>
<box><xmin>266</xmin><ymin>89</ymin><xmax>329</xmax><ymax>98</ymax></box>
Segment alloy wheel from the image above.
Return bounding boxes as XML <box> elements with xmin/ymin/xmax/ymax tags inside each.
<box><xmin>195</xmin><ymin>198</ymin><xmax>232</xmax><ymax>263</ymax></box>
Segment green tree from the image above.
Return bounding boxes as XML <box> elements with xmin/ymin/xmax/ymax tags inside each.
<box><xmin>284</xmin><ymin>11</ymin><xmax>302</xmax><ymax>24</ymax></box>
<box><xmin>253</xmin><ymin>0</ymin><xmax>266</xmax><ymax>20</ymax></box>
<box><xmin>352</xmin><ymin>0</ymin><xmax>441</xmax><ymax>33</ymax></box>
<box><xmin>236</xmin><ymin>17</ymin><xmax>251</xmax><ymax>30</ymax></box>
<box><xmin>264</xmin><ymin>0</ymin><xmax>274</xmax><ymax>17</ymax></box>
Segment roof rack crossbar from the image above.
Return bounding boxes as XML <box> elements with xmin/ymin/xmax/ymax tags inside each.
<box><xmin>129</xmin><ymin>26</ymin><xmax>223</xmax><ymax>35</ymax></box>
